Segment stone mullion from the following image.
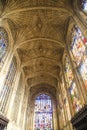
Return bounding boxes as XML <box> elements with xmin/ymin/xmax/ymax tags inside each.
<box><xmin>4</xmin><ymin>65</ymin><xmax>18</xmax><ymax>116</ymax></box>
<box><xmin>0</xmin><ymin>51</ymin><xmax>14</xmax><ymax>116</ymax></box>
<box><xmin>22</xmin><ymin>86</ymin><xmax>29</xmax><ymax>130</ymax></box>
<box><xmin>66</xmin><ymin>47</ymin><xmax>86</xmax><ymax>105</ymax></box>
<box><xmin>1</xmin><ymin>87</ymin><xmax>10</xmax><ymax>114</ymax></box>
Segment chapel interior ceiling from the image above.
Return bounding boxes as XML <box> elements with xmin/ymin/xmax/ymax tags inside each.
<box><xmin>0</xmin><ymin>0</ymin><xmax>73</xmax><ymax>96</ymax></box>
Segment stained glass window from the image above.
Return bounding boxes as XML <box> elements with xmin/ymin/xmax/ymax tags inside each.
<box><xmin>34</xmin><ymin>94</ymin><xmax>53</xmax><ymax>130</ymax></box>
<box><xmin>0</xmin><ymin>57</ymin><xmax>17</xmax><ymax>113</ymax></box>
<box><xmin>70</xmin><ymin>25</ymin><xmax>87</xmax><ymax>90</ymax></box>
<box><xmin>79</xmin><ymin>0</ymin><xmax>87</xmax><ymax>12</ymax></box>
<box><xmin>0</xmin><ymin>28</ymin><xmax>8</xmax><ymax>69</ymax></box>
<box><xmin>65</xmin><ymin>56</ymin><xmax>82</xmax><ymax>113</ymax></box>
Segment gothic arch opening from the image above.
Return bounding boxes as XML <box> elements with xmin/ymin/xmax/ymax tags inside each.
<box><xmin>34</xmin><ymin>94</ymin><xmax>54</xmax><ymax>130</ymax></box>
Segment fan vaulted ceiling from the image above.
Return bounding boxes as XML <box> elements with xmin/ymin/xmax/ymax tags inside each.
<box><xmin>0</xmin><ymin>0</ymin><xmax>73</xmax><ymax>96</ymax></box>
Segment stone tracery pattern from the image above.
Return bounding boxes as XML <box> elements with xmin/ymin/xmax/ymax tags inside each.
<box><xmin>79</xmin><ymin>0</ymin><xmax>87</xmax><ymax>12</ymax></box>
<box><xmin>0</xmin><ymin>28</ymin><xmax>8</xmax><ymax>70</ymax></box>
<box><xmin>70</xmin><ymin>25</ymin><xmax>87</xmax><ymax>90</ymax></box>
<box><xmin>34</xmin><ymin>94</ymin><xmax>53</xmax><ymax>130</ymax></box>
<box><xmin>0</xmin><ymin>57</ymin><xmax>17</xmax><ymax>113</ymax></box>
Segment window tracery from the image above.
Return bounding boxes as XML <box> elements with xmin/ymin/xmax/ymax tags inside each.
<box><xmin>0</xmin><ymin>28</ymin><xmax>8</xmax><ymax>69</ymax></box>
<box><xmin>64</xmin><ymin>56</ymin><xmax>82</xmax><ymax>113</ymax></box>
<box><xmin>70</xmin><ymin>25</ymin><xmax>87</xmax><ymax>90</ymax></box>
<box><xmin>34</xmin><ymin>94</ymin><xmax>53</xmax><ymax>130</ymax></box>
<box><xmin>0</xmin><ymin>57</ymin><xmax>17</xmax><ymax>113</ymax></box>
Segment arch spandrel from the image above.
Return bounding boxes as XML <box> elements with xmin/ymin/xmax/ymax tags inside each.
<box><xmin>30</xmin><ymin>84</ymin><xmax>57</xmax><ymax>102</ymax></box>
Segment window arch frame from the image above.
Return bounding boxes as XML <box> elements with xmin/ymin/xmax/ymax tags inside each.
<box><xmin>78</xmin><ymin>0</ymin><xmax>87</xmax><ymax>14</ymax></box>
<box><xmin>63</xmin><ymin>53</ymin><xmax>83</xmax><ymax>113</ymax></box>
<box><xmin>66</xmin><ymin>18</ymin><xmax>87</xmax><ymax>92</ymax></box>
<box><xmin>73</xmin><ymin>0</ymin><xmax>87</xmax><ymax>26</ymax></box>
<box><xmin>34</xmin><ymin>93</ymin><xmax>54</xmax><ymax>130</ymax></box>
<box><xmin>65</xmin><ymin>17</ymin><xmax>87</xmax><ymax>110</ymax></box>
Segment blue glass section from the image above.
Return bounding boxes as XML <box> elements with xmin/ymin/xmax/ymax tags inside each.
<box><xmin>34</xmin><ymin>94</ymin><xmax>53</xmax><ymax>130</ymax></box>
<box><xmin>80</xmin><ymin>0</ymin><xmax>87</xmax><ymax>12</ymax></box>
<box><xmin>0</xmin><ymin>28</ymin><xmax>8</xmax><ymax>61</ymax></box>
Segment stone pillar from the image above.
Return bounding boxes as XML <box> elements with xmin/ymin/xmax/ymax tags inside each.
<box><xmin>25</xmin><ymin>90</ymin><xmax>31</xmax><ymax>130</ymax></box>
<box><xmin>22</xmin><ymin>87</ymin><xmax>29</xmax><ymax>130</ymax></box>
<box><xmin>53</xmin><ymin>100</ymin><xmax>58</xmax><ymax>130</ymax></box>
<box><xmin>16</xmin><ymin>83</ymin><xmax>26</xmax><ymax>128</ymax></box>
<box><xmin>29</xmin><ymin>101</ymin><xmax>34</xmax><ymax>130</ymax></box>
<box><xmin>16</xmin><ymin>84</ymin><xmax>29</xmax><ymax>130</ymax></box>
<box><xmin>6</xmin><ymin>71</ymin><xmax>21</xmax><ymax>130</ymax></box>
<box><xmin>25</xmin><ymin>104</ymin><xmax>30</xmax><ymax>130</ymax></box>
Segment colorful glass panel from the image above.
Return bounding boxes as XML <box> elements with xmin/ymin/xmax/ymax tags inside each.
<box><xmin>70</xmin><ymin>25</ymin><xmax>87</xmax><ymax>90</ymax></box>
<box><xmin>71</xmin><ymin>26</ymin><xmax>86</xmax><ymax>65</ymax></box>
<box><xmin>34</xmin><ymin>94</ymin><xmax>53</xmax><ymax>130</ymax></box>
<box><xmin>79</xmin><ymin>55</ymin><xmax>87</xmax><ymax>90</ymax></box>
<box><xmin>79</xmin><ymin>0</ymin><xmax>87</xmax><ymax>12</ymax></box>
<box><xmin>65</xmin><ymin>56</ymin><xmax>82</xmax><ymax>113</ymax></box>
<box><xmin>0</xmin><ymin>28</ymin><xmax>8</xmax><ymax>62</ymax></box>
<box><xmin>69</xmin><ymin>82</ymin><xmax>82</xmax><ymax>112</ymax></box>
